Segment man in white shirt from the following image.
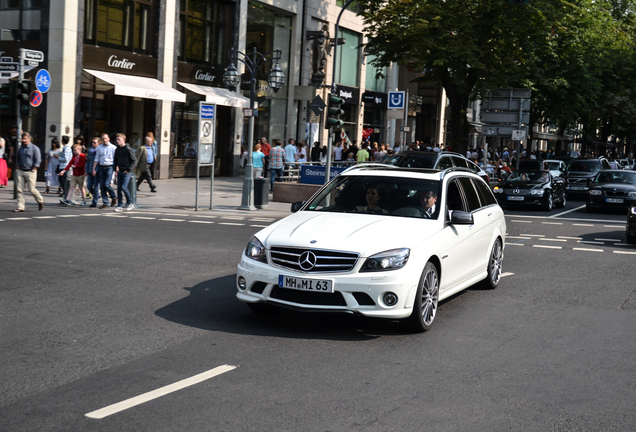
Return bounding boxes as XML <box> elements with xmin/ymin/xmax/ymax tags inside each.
<box><xmin>92</xmin><ymin>133</ymin><xmax>117</xmax><ymax>208</ymax></box>
<box><xmin>419</xmin><ymin>189</ymin><xmax>437</xmax><ymax>218</ymax></box>
<box><xmin>284</xmin><ymin>138</ymin><xmax>297</xmax><ymax>175</ymax></box>
<box><xmin>58</xmin><ymin>136</ymin><xmax>73</xmax><ymax>198</ymax></box>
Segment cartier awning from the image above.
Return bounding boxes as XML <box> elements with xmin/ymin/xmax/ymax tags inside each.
<box><xmin>178</xmin><ymin>82</ymin><xmax>251</xmax><ymax>108</ymax></box>
<box><xmin>84</xmin><ymin>69</ymin><xmax>186</xmax><ymax>103</ymax></box>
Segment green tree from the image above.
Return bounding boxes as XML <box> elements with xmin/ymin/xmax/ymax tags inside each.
<box><xmin>358</xmin><ymin>0</ymin><xmax>572</xmax><ymax>154</ymax></box>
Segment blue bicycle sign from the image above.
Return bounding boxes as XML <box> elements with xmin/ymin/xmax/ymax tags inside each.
<box><xmin>35</xmin><ymin>69</ymin><xmax>51</xmax><ymax>93</ymax></box>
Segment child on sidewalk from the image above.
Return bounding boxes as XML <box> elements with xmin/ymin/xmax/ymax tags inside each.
<box><xmin>58</xmin><ymin>144</ymin><xmax>87</xmax><ymax>206</ymax></box>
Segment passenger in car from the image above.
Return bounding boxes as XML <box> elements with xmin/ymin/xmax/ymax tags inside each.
<box><xmin>419</xmin><ymin>189</ymin><xmax>437</xmax><ymax>217</ymax></box>
<box><xmin>357</xmin><ymin>186</ymin><xmax>389</xmax><ymax>214</ymax></box>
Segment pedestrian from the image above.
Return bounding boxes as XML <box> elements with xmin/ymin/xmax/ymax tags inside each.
<box><xmin>296</xmin><ymin>141</ymin><xmax>307</xmax><ymax>163</ymax></box>
<box><xmin>252</xmin><ymin>143</ymin><xmax>264</xmax><ymax>178</ymax></box>
<box><xmin>284</xmin><ymin>138</ymin><xmax>297</xmax><ymax>170</ymax></box>
<box><xmin>333</xmin><ymin>141</ymin><xmax>343</xmax><ymax>165</ymax></box>
<box><xmin>14</xmin><ymin>132</ymin><xmax>44</xmax><ymax>212</ymax></box>
<box><xmin>0</xmin><ymin>136</ymin><xmax>9</xmax><ymax>188</ymax></box>
<box><xmin>269</xmin><ymin>139</ymin><xmax>285</xmax><ymax>192</ymax></box>
<box><xmin>374</xmin><ymin>143</ymin><xmax>386</xmax><ymax>161</ymax></box>
<box><xmin>310</xmin><ymin>141</ymin><xmax>322</xmax><ymax>163</ymax></box>
<box><xmin>92</xmin><ymin>132</ymin><xmax>117</xmax><ymax>209</ymax></box>
<box><xmin>112</xmin><ymin>133</ymin><xmax>137</xmax><ymax>212</ymax></box>
<box><xmin>356</xmin><ymin>142</ymin><xmax>370</xmax><ymax>163</ymax></box>
<box><xmin>44</xmin><ymin>138</ymin><xmax>61</xmax><ymax>195</ymax></box>
<box><xmin>260</xmin><ymin>136</ymin><xmax>271</xmax><ymax>177</ymax></box>
<box><xmin>58</xmin><ymin>136</ymin><xmax>72</xmax><ymax>198</ymax></box>
<box><xmin>146</xmin><ymin>131</ymin><xmax>158</xmax><ymax>176</ymax></box>
<box><xmin>134</xmin><ymin>136</ymin><xmax>157</xmax><ymax>192</ymax></box>
<box><xmin>86</xmin><ymin>136</ymin><xmax>101</xmax><ymax>207</ymax></box>
<box><xmin>58</xmin><ymin>144</ymin><xmax>87</xmax><ymax>206</ymax></box>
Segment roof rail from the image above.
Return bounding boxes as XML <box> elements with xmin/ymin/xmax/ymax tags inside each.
<box><xmin>440</xmin><ymin>167</ymin><xmax>474</xmax><ymax>179</ymax></box>
<box><xmin>340</xmin><ymin>163</ymin><xmax>402</xmax><ymax>174</ymax></box>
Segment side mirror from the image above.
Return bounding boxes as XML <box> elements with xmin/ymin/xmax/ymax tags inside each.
<box><xmin>290</xmin><ymin>201</ymin><xmax>305</xmax><ymax>213</ymax></box>
<box><xmin>448</xmin><ymin>210</ymin><xmax>474</xmax><ymax>225</ymax></box>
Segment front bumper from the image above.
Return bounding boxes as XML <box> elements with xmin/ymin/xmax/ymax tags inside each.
<box><xmin>496</xmin><ymin>195</ymin><xmax>544</xmax><ymax>206</ymax></box>
<box><xmin>587</xmin><ymin>196</ymin><xmax>636</xmax><ymax>209</ymax></box>
<box><xmin>236</xmin><ymin>256</ymin><xmax>424</xmax><ymax>319</ymax></box>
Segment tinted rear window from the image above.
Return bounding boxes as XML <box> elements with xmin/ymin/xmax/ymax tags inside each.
<box><xmin>568</xmin><ymin>160</ymin><xmax>600</xmax><ymax>172</ymax></box>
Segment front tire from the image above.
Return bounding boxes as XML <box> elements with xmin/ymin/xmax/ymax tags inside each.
<box><xmin>404</xmin><ymin>262</ymin><xmax>439</xmax><ymax>333</ymax></box>
<box><xmin>482</xmin><ymin>239</ymin><xmax>503</xmax><ymax>290</ymax></box>
<box><xmin>543</xmin><ymin>192</ymin><xmax>553</xmax><ymax>211</ymax></box>
<box><xmin>557</xmin><ymin>190</ymin><xmax>566</xmax><ymax>208</ymax></box>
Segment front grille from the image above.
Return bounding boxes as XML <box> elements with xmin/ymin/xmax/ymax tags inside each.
<box><xmin>567</xmin><ymin>178</ymin><xmax>588</xmax><ymax>185</ymax></box>
<box><xmin>271</xmin><ymin>286</ymin><xmax>347</xmax><ymax>306</ymax></box>
<box><xmin>270</xmin><ymin>247</ymin><xmax>359</xmax><ymax>273</ymax></box>
<box><xmin>604</xmin><ymin>190</ymin><xmax>627</xmax><ymax>197</ymax></box>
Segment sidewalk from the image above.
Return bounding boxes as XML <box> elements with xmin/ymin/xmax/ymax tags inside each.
<box><xmin>0</xmin><ymin>176</ymin><xmax>293</xmax><ymax>218</ymax></box>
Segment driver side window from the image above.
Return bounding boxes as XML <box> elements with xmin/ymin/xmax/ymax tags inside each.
<box><xmin>445</xmin><ymin>180</ymin><xmax>465</xmax><ymax>213</ymax></box>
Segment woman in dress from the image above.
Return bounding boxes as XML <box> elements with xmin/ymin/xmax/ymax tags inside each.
<box><xmin>45</xmin><ymin>138</ymin><xmax>61</xmax><ymax>195</ymax></box>
<box><xmin>0</xmin><ymin>136</ymin><xmax>8</xmax><ymax>188</ymax></box>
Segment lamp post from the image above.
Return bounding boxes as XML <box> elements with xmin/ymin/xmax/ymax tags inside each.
<box><xmin>223</xmin><ymin>48</ymin><xmax>285</xmax><ymax>211</ymax></box>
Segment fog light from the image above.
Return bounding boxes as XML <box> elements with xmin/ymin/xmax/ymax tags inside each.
<box><xmin>383</xmin><ymin>292</ymin><xmax>398</xmax><ymax>306</ymax></box>
<box><xmin>238</xmin><ymin>276</ymin><xmax>246</xmax><ymax>290</ymax></box>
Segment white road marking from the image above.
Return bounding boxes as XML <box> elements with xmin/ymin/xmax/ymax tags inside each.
<box><xmin>510</xmin><ymin>220</ymin><xmax>532</xmax><ymax>223</ymax></box>
<box><xmin>250</xmin><ymin>225</ymin><xmax>268</xmax><ymax>228</ymax></box>
<box><xmin>57</xmin><ymin>214</ymin><xmax>80</xmax><ymax>218</ymax></box>
<box><xmin>520</xmin><ymin>234</ymin><xmax>545</xmax><ymax>237</ymax></box>
<box><xmin>33</xmin><ymin>216</ymin><xmax>57</xmax><ymax>219</ymax></box>
<box><xmin>103</xmin><ymin>215</ymin><xmax>128</xmax><ymax>218</ymax></box>
<box><xmin>130</xmin><ymin>217</ymin><xmax>156</xmax><ymax>220</ymax></box>
<box><xmin>506</xmin><ymin>236</ymin><xmax>531</xmax><ymax>239</ymax></box>
<box><xmin>251</xmin><ymin>218</ymin><xmax>274</xmax><ymax>222</ymax></box>
<box><xmin>573</xmin><ymin>223</ymin><xmax>594</xmax><ymax>227</ymax></box>
<box><xmin>85</xmin><ymin>365</ymin><xmax>237</xmax><ymax>419</ymax></box>
<box><xmin>541</xmin><ymin>222</ymin><xmax>563</xmax><ymax>225</ymax></box>
<box><xmin>189</xmin><ymin>220</ymin><xmax>214</xmax><ymax>224</ymax></box>
<box><xmin>80</xmin><ymin>214</ymin><xmax>101</xmax><ymax>216</ymax></box>
<box><xmin>501</xmin><ymin>272</ymin><xmax>514</xmax><ymax>277</ymax></box>
<box><xmin>533</xmin><ymin>245</ymin><xmax>562</xmax><ymax>249</ymax></box>
<box><xmin>573</xmin><ymin>247</ymin><xmax>603</xmax><ymax>253</ymax></box>
<box><xmin>159</xmin><ymin>218</ymin><xmax>185</xmax><ymax>222</ymax></box>
<box><xmin>539</xmin><ymin>238</ymin><xmax>567</xmax><ymax>242</ymax></box>
<box><xmin>579</xmin><ymin>241</ymin><xmax>604</xmax><ymax>245</ymax></box>
<box><xmin>221</xmin><ymin>216</ymin><xmax>245</xmax><ymax>220</ymax></box>
<box><xmin>603</xmin><ymin>225</ymin><xmax>623</xmax><ymax>228</ymax></box>
<box><xmin>551</xmin><ymin>205</ymin><xmax>585</xmax><ymax>217</ymax></box>
<box><xmin>505</xmin><ymin>243</ymin><xmax>524</xmax><ymax>246</ymax></box>
<box><xmin>595</xmin><ymin>238</ymin><xmax>620</xmax><ymax>242</ymax></box>
<box><xmin>558</xmin><ymin>236</ymin><xmax>581</xmax><ymax>240</ymax></box>
<box><xmin>219</xmin><ymin>222</ymin><xmax>244</xmax><ymax>226</ymax></box>
<box><xmin>614</xmin><ymin>250</ymin><xmax>636</xmax><ymax>255</ymax></box>
<box><xmin>6</xmin><ymin>217</ymin><xmax>30</xmax><ymax>220</ymax></box>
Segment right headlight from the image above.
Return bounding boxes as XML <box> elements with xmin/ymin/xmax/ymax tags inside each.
<box><xmin>360</xmin><ymin>248</ymin><xmax>410</xmax><ymax>272</ymax></box>
<box><xmin>244</xmin><ymin>236</ymin><xmax>267</xmax><ymax>263</ymax></box>
<box><xmin>589</xmin><ymin>189</ymin><xmax>602</xmax><ymax>195</ymax></box>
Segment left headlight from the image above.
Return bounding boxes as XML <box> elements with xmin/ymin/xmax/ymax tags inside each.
<box><xmin>245</xmin><ymin>236</ymin><xmax>267</xmax><ymax>263</ymax></box>
<box><xmin>360</xmin><ymin>248</ymin><xmax>410</xmax><ymax>272</ymax></box>
<box><xmin>589</xmin><ymin>189</ymin><xmax>602</xmax><ymax>196</ymax></box>
<box><xmin>627</xmin><ymin>191</ymin><xmax>636</xmax><ymax>197</ymax></box>
<box><xmin>530</xmin><ymin>188</ymin><xmax>545</xmax><ymax>196</ymax></box>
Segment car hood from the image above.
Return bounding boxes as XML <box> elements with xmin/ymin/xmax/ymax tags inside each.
<box><xmin>500</xmin><ymin>180</ymin><xmax>547</xmax><ymax>188</ymax></box>
<box><xmin>590</xmin><ymin>182</ymin><xmax>636</xmax><ymax>191</ymax></box>
<box><xmin>566</xmin><ymin>171</ymin><xmax>598</xmax><ymax>178</ymax></box>
<box><xmin>256</xmin><ymin>211</ymin><xmax>438</xmax><ymax>257</ymax></box>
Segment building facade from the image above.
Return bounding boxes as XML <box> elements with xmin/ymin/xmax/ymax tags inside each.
<box><xmin>1</xmin><ymin>0</ymin><xmax>449</xmax><ymax>179</ymax></box>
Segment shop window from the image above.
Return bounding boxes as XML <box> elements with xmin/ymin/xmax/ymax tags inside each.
<box><xmin>365</xmin><ymin>54</ymin><xmax>386</xmax><ymax>92</ymax></box>
<box><xmin>177</xmin><ymin>0</ymin><xmax>233</xmax><ymax>67</ymax></box>
<box><xmin>0</xmin><ymin>0</ymin><xmax>41</xmax><ymax>40</ymax></box>
<box><xmin>335</xmin><ymin>28</ymin><xmax>360</xmax><ymax>88</ymax></box>
<box><xmin>84</xmin><ymin>0</ymin><xmax>156</xmax><ymax>55</ymax></box>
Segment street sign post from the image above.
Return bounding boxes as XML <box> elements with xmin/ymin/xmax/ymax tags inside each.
<box><xmin>196</xmin><ymin>101</ymin><xmax>216</xmax><ymax>211</ymax></box>
<box><xmin>388</xmin><ymin>91</ymin><xmax>405</xmax><ymax>109</ymax></box>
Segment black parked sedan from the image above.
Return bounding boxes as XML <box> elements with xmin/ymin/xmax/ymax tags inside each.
<box><xmin>586</xmin><ymin>170</ymin><xmax>636</xmax><ymax>212</ymax></box>
<box><xmin>492</xmin><ymin>170</ymin><xmax>566</xmax><ymax>211</ymax></box>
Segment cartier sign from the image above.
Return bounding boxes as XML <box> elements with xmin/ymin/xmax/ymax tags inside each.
<box><xmin>107</xmin><ymin>55</ymin><xmax>136</xmax><ymax>70</ymax></box>
<box><xmin>195</xmin><ymin>70</ymin><xmax>216</xmax><ymax>82</ymax></box>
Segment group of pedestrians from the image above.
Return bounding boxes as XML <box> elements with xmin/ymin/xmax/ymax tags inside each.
<box><xmin>12</xmin><ymin>130</ymin><xmax>158</xmax><ymax>212</ymax></box>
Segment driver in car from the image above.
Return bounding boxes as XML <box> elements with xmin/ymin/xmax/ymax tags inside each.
<box><xmin>419</xmin><ymin>189</ymin><xmax>437</xmax><ymax>217</ymax></box>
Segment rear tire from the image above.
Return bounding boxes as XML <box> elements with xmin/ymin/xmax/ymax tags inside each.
<box><xmin>404</xmin><ymin>262</ymin><xmax>439</xmax><ymax>333</ymax></box>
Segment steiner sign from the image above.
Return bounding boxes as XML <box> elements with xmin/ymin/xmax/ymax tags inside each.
<box><xmin>299</xmin><ymin>165</ymin><xmax>346</xmax><ymax>185</ymax></box>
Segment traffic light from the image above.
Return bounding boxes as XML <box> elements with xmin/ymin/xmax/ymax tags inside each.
<box><xmin>325</xmin><ymin>93</ymin><xmax>344</xmax><ymax>129</ymax></box>
<box><xmin>16</xmin><ymin>81</ymin><xmax>31</xmax><ymax>117</ymax></box>
<box><xmin>0</xmin><ymin>82</ymin><xmax>16</xmax><ymax>116</ymax></box>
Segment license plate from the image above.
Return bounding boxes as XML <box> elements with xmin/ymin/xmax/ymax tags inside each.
<box><xmin>569</xmin><ymin>186</ymin><xmax>586</xmax><ymax>190</ymax></box>
<box><xmin>507</xmin><ymin>196</ymin><xmax>524</xmax><ymax>201</ymax></box>
<box><xmin>606</xmin><ymin>198</ymin><xmax>624</xmax><ymax>203</ymax></box>
<box><xmin>278</xmin><ymin>275</ymin><xmax>333</xmax><ymax>293</ymax></box>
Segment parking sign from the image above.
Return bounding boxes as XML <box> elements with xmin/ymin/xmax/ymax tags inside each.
<box><xmin>388</xmin><ymin>91</ymin><xmax>405</xmax><ymax>109</ymax></box>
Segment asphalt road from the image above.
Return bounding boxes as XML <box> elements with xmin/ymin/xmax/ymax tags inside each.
<box><xmin>1</xmin><ymin>199</ymin><xmax>635</xmax><ymax>431</ymax></box>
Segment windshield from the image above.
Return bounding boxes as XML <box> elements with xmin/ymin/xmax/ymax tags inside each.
<box><xmin>568</xmin><ymin>160</ymin><xmax>600</xmax><ymax>173</ymax></box>
<box><xmin>546</xmin><ymin>161</ymin><xmax>561</xmax><ymax>170</ymax></box>
<box><xmin>507</xmin><ymin>170</ymin><xmax>549</xmax><ymax>183</ymax></box>
<box><xmin>595</xmin><ymin>171</ymin><xmax>636</xmax><ymax>185</ymax></box>
<box><xmin>382</xmin><ymin>154</ymin><xmax>437</xmax><ymax>168</ymax></box>
<box><xmin>304</xmin><ymin>175</ymin><xmax>442</xmax><ymax>219</ymax></box>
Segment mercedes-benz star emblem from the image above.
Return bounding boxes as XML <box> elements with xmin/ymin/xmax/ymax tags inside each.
<box><xmin>514</xmin><ymin>189</ymin><xmax>520</xmax><ymax>194</ymax></box>
<box><xmin>299</xmin><ymin>251</ymin><xmax>317</xmax><ymax>271</ymax></box>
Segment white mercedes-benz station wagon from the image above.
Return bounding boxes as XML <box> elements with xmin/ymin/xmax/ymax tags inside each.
<box><xmin>237</xmin><ymin>166</ymin><xmax>506</xmax><ymax>332</ymax></box>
